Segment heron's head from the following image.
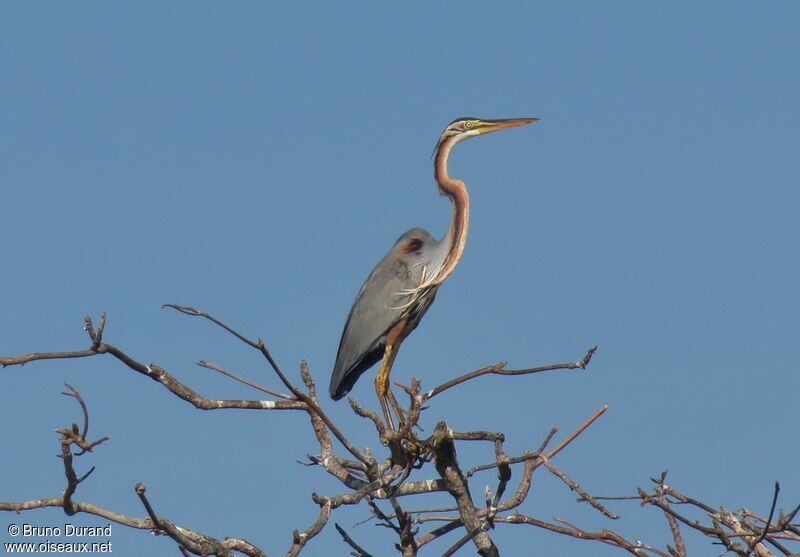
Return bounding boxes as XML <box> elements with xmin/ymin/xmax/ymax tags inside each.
<box><xmin>433</xmin><ymin>117</ymin><xmax>538</xmax><ymax>160</ymax></box>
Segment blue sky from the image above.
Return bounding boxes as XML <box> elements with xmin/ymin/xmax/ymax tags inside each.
<box><xmin>2</xmin><ymin>3</ymin><xmax>798</xmax><ymax>556</ymax></box>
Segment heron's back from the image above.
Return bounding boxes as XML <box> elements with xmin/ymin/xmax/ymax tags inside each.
<box><xmin>330</xmin><ymin>228</ymin><xmax>439</xmax><ymax>399</ymax></box>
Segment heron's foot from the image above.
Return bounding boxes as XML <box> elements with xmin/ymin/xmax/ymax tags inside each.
<box><xmin>383</xmin><ymin>429</ymin><xmax>433</xmax><ymax>471</ymax></box>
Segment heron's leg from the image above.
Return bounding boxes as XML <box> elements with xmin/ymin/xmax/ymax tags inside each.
<box><xmin>385</xmin><ymin>382</ymin><xmax>406</xmax><ymax>425</ymax></box>
<box><xmin>374</xmin><ymin>347</ymin><xmax>396</xmax><ymax>430</ymax></box>
<box><xmin>375</xmin><ymin>320</ymin><xmax>409</xmax><ymax>430</ymax></box>
<box><xmin>381</xmin><ymin>343</ymin><xmax>407</xmax><ymax>425</ymax></box>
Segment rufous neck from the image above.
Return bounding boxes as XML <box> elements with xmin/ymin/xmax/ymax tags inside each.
<box><xmin>434</xmin><ymin>137</ymin><xmax>470</xmax><ymax>284</ymax></box>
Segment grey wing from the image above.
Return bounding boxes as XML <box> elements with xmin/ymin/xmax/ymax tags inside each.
<box><xmin>329</xmin><ymin>228</ymin><xmax>435</xmax><ymax>400</ymax></box>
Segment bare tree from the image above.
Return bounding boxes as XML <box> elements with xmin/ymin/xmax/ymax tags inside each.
<box><xmin>2</xmin><ymin>307</ymin><xmax>798</xmax><ymax>556</ymax></box>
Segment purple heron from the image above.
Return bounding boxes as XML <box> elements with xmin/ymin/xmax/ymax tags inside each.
<box><xmin>330</xmin><ymin>117</ymin><xmax>537</xmax><ymax>428</ymax></box>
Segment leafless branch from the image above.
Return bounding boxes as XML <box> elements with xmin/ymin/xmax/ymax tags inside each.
<box><xmin>2</xmin><ymin>388</ymin><xmax>266</xmax><ymax>556</ymax></box>
<box><xmin>287</xmin><ymin>501</ymin><xmax>332</xmax><ymax>557</ymax></box>
<box><xmin>5</xmin><ymin>309</ymin><xmax>797</xmax><ymax>557</ymax></box>
<box><xmin>544</xmin><ymin>404</ymin><xmax>607</xmax><ymax>460</ymax></box>
<box><xmin>335</xmin><ymin>523</ymin><xmax>375</xmax><ymax>557</ymax></box>
<box><xmin>499</xmin><ymin>512</ymin><xmax>661</xmax><ymax>556</ymax></box>
<box><xmin>198</xmin><ymin>359</ymin><xmax>292</xmax><ymax>399</ymax></box>
<box><xmin>540</xmin><ymin>455</ymin><xmax>619</xmax><ymax>519</ymax></box>
<box><xmin>164</xmin><ymin>305</ymin><xmax>370</xmax><ymax>466</ymax></box>
<box><xmin>663</xmin><ymin>507</ymin><xmax>686</xmax><ymax>557</ymax></box>
<box><xmin>135</xmin><ymin>483</ymin><xmax>268</xmax><ymax>557</ymax></box>
<box><xmin>428</xmin><ymin>421</ymin><xmax>499</xmax><ymax>556</ymax></box>
<box><xmin>750</xmin><ymin>482</ymin><xmax>781</xmax><ymax>553</ymax></box>
<box><xmin>424</xmin><ymin>345</ymin><xmax>597</xmax><ymax>400</ymax></box>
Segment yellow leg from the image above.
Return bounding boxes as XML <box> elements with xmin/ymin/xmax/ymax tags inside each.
<box><xmin>375</xmin><ymin>332</ymin><xmax>408</xmax><ymax>431</ymax></box>
<box><xmin>375</xmin><ymin>345</ymin><xmax>394</xmax><ymax>429</ymax></box>
<box><xmin>386</xmin><ymin>383</ymin><xmax>406</xmax><ymax>425</ymax></box>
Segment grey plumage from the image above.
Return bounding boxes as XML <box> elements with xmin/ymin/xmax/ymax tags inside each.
<box><xmin>329</xmin><ymin>228</ymin><xmax>440</xmax><ymax>399</ymax></box>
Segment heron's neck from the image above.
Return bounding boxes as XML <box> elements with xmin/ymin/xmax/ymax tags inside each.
<box><xmin>434</xmin><ymin>137</ymin><xmax>470</xmax><ymax>285</ymax></box>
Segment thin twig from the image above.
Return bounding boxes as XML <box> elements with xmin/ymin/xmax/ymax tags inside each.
<box><xmin>165</xmin><ymin>304</ymin><xmax>369</xmax><ymax>465</ymax></box>
<box><xmin>751</xmin><ymin>482</ymin><xmax>781</xmax><ymax>553</ymax></box>
<box><xmin>335</xmin><ymin>523</ymin><xmax>375</xmax><ymax>557</ymax></box>
<box><xmin>198</xmin><ymin>360</ymin><xmax>292</xmax><ymax>399</ymax></box>
<box><xmin>540</xmin><ymin>455</ymin><xmax>619</xmax><ymax>519</ymax></box>
<box><xmin>425</xmin><ymin>346</ymin><xmax>597</xmax><ymax>400</ymax></box>
<box><xmin>60</xmin><ymin>382</ymin><xmax>92</xmax><ymax>452</ymax></box>
<box><xmin>466</xmin><ymin>426</ymin><xmax>557</xmax><ymax>478</ymax></box>
<box><xmin>545</xmin><ymin>404</ymin><xmax>607</xmax><ymax>460</ymax></box>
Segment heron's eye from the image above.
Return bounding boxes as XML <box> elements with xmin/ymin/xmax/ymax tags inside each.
<box><xmin>464</xmin><ymin>121</ymin><xmax>473</xmax><ymax>129</ymax></box>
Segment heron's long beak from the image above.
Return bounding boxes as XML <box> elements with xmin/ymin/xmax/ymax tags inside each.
<box><xmin>478</xmin><ymin>117</ymin><xmax>539</xmax><ymax>135</ymax></box>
